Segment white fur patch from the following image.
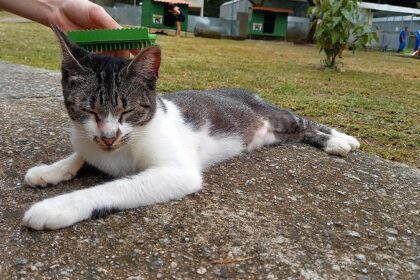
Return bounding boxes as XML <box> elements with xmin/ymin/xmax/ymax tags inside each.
<box><xmin>331</xmin><ymin>129</ymin><xmax>360</xmax><ymax>150</ymax></box>
<box><xmin>193</xmin><ymin>125</ymin><xmax>244</xmax><ymax>169</ymax></box>
<box><xmin>82</xmin><ymin>117</ymin><xmax>98</xmax><ymax>137</ymax></box>
<box><xmin>247</xmin><ymin>120</ymin><xmax>276</xmax><ymax>151</ymax></box>
<box><xmin>99</xmin><ymin>113</ymin><xmax>119</xmax><ymax>136</ymax></box>
<box><xmin>324</xmin><ymin>137</ymin><xmax>352</xmax><ymax>156</ymax></box>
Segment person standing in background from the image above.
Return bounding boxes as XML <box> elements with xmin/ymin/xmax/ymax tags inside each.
<box><xmin>411</xmin><ymin>28</ymin><xmax>420</xmax><ymax>56</ymax></box>
<box><xmin>167</xmin><ymin>3</ymin><xmax>185</xmax><ymax>37</ymax></box>
<box><xmin>397</xmin><ymin>26</ymin><xmax>408</xmax><ymax>53</ymax></box>
<box><xmin>415</xmin><ymin>28</ymin><xmax>420</xmax><ymax>52</ymax></box>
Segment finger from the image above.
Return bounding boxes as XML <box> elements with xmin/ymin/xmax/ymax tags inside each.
<box><xmin>88</xmin><ymin>6</ymin><xmax>121</xmax><ymax>30</ymax></box>
<box><xmin>61</xmin><ymin>2</ymin><xmax>97</xmax><ymax>29</ymax></box>
<box><xmin>50</xmin><ymin>11</ymin><xmax>84</xmax><ymax>32</ymax></box>
<box><xmin>60</xmin><ymin>2</ymin><xmax>120</xmax><ymax>30</ymax></box>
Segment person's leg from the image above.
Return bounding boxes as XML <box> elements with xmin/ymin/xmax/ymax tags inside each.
<box><xmin>176</xmin><ymin>20</ymin><xmax>181</xmax><ymax>37</ymax></box>
<box><xmin>398</xmin><ymin>41</ymin><xmax>406</xmax><ymax>53</ymax></box>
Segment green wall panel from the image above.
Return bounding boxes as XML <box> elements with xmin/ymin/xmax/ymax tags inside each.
<box><xmin>248</xmin><ymin>11</ymin><xmax>288</xmax><ymax>37</ymax></box>
<box><xmin>141</xmin><ymin>0</ymin><xmax>188</xmax><ymax>31</ymax></box>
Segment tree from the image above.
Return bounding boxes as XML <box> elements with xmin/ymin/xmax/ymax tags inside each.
<box><xmin>309</xmin><ymin>0</ymin><xmax>379</xmax><ymax>69</ymax></box>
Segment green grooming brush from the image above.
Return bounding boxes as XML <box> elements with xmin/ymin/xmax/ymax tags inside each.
<box><xmin>67</xmin><ymin>27</ymin><xmax>157</xmax><ymax>52</ymax></box>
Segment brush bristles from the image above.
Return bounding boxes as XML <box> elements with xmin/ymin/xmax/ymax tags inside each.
<box><xmin>79</xmin><ymin>40</ymin><xmax>155</xmax><ymax>52</ymax></box>
<box><xmin>67</xmin><ymin>27</ymin><xmax>156</xmax><ymax>52</ymax></box>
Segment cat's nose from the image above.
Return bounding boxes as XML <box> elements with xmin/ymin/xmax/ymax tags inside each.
<box><xmin>102</xmin><ymin>136</ymin><xmax>116</xmax><ymax>147</ymax></box>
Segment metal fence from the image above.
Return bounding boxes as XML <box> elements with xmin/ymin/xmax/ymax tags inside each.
<box><xmin>187</xmin><ymin>16</ymin><xmax>240</xmax><ymax>37</ymax></box>
<box><xmin>371</xmin><ymin>16</ymin><xmax>420</xmax><ymax>51</ymax></box>
<box><xmin>187</xmin><ymin>15</ymin><xmax>310</xmax><ymax>40</ymax></box>
<box><xmin>286</xmin><ymin>16</ymin><xmax>310</xmax><ymax>41</ymax></box>
<box><xmin>102</xmin><ymin>4</ymin><xmax>420</xmax><ymax>49</ymax></box>
<box><xmin>104</xmin><ymin>3</ymin><xmax>141</xmax><ymax>25</ymax></box>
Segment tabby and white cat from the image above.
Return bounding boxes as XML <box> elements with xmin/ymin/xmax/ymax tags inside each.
<box><xmin>23</xmin><ymin>27</ymin><xmax>359</xmax><ymax>230</ymax></box>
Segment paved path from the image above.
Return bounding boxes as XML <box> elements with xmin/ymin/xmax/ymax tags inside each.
<box><xmin>0</xmin><ymin>16</ymin><xmax>31</xmax><ymax>23</ymax></box>
<box><xmin>0</xmin><ymin>61</ymin><xmax>419</xmax><ymax>279</ymax></box>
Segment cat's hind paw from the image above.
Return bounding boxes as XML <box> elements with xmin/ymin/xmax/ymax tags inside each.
<box><xmin>331</xmin><ymin>130</ymin><xmax>360</xmax><ymax>151</ymax></box>
<box><xmin>324</xmin><ymin>137</ymin><xmax>352</xmax><ymax>157</ymax></box>
<box><xmin>25</xmin><ymin>164</ymin><xmax>76</xmax><ymax>188</ymax></box>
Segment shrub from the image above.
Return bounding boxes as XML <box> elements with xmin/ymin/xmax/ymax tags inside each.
<box><xmin>309</xmin><ymin>0</ymin><xmax>379</xmax><ymax>69</ymax></box>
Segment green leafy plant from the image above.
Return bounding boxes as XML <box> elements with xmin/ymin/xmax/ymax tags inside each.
<box><xmin>309</xmin><ymin>0</ymin><xmax>379</xmax><ymax>69</ymax></box>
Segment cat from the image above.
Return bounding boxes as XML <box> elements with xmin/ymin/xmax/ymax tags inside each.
<box><xmin>22</xmin><ymin>26</ymin><xmax>360</xmax><ymax>230</ymax></box>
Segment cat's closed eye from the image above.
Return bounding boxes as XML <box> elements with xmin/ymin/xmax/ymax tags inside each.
<box><xmin>82</xmin><ymin>108</ymin><xmax>100</xmax><ymax>121</ymax></box>
<box><xmin>119</xmin><ymin>109</ymin><xmax>134</xmax><ymax>123</ymax></box>
<box><xmin>67</xmin><ymin>76</ymin><xmax>84</xmax><ymax>88</ymax></box>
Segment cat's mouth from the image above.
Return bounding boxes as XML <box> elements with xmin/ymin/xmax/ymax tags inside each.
<box><xmin>93</xmin><ymin>136</ymin><xmax>124</xmax><ymax>152</ymax></box>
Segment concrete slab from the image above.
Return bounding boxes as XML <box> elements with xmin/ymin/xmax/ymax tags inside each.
<box><xmin>0</xmin><ymin>61</ymin><xmax>419</xmax><ymax>279</ymax></box>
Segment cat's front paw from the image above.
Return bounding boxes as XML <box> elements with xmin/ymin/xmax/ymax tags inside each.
<box><xmin>22</xmin><ymin>195</ymin><xmax>89</xmax><ymax>230</ymax></box>
<box><xmin>25</xmin><ymin>164</ymin><xmax>76</xmax><ymax>188</ymax></box>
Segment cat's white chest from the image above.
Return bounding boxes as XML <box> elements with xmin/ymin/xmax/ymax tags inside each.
<box><xmin>70</xmin><ymin>133</ymin><xmax>141</xmax><ymax>177</ymax></box>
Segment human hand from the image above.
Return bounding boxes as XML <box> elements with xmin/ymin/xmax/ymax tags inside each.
<box><xmin>43</xmin><ymin>0</ymin><xmax>119</xmax><ymax>31</ymax></box>
<box><xmin>0</xmin><ymin>0</ymin><xmax>137</xmax><ymax>57</ymax></box>
<box><xmin>47</xmin><ymin>0</ymin><xmax>137</xmax><ymax>57</ymax></box>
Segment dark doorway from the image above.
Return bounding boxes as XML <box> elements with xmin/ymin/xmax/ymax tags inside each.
<box><xmin>163</xmin><ymin>4</ymin><xmax>176</xmax><ymax>27</ymax></box>
<box><xmin>263</xmin><ymin>12</ymin><xmax>275</xmax><ymax>34</ymax></box>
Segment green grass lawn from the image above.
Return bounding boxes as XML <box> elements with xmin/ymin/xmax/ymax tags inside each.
<box><xmin>0</xmin><ymin>11</ymin><xmax>16</xmax><ymax>18</ymax></box>
<box><xmin>0</xmin><ymin>22</ymin><xmax>419</xmax><ymax>167</ymax></box>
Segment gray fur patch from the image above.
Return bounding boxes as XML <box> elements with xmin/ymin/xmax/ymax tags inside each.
<box><xmin>162</xmin><ymin>88</ymin><xmax>332</xmax><ymax>148</ymax></box>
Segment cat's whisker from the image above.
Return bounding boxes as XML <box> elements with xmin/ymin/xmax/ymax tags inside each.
<box><xmin>120</xmin><ymin>139</ymin><xmax>136</xmax><ymax>146</ymax></box>
<box><xmin>127</xmin><ymin>133</ymin><xmax>147</xmax><ymax>140</ymax></box>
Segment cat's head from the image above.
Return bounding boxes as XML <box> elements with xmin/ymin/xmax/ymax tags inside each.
<box><xmin>52</xmin><ymin>26</ymin><xmax>161</xmax><ymax>151</ymax></box>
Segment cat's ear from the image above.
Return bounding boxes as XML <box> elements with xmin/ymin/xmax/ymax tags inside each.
<box><xmin>50</xmin><ymin>24</ymin><xmax>89</xmax><ymax>73</ymax></box>
<box><xmin>126</xmin><ymin>46</ymin><xmax>161</xmax><ymax>82</ymax></box>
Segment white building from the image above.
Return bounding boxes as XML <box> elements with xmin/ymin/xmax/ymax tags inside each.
<box><xmin>188</xmin><ymin>0</ymin><xmax>204</xmax><ymax>16</ymax></box>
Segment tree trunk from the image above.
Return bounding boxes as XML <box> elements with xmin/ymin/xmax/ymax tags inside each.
<box><xmin>305</xmin><ymin>21</ymin><xmax>317</xmax><ymax>43</ymax></box>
